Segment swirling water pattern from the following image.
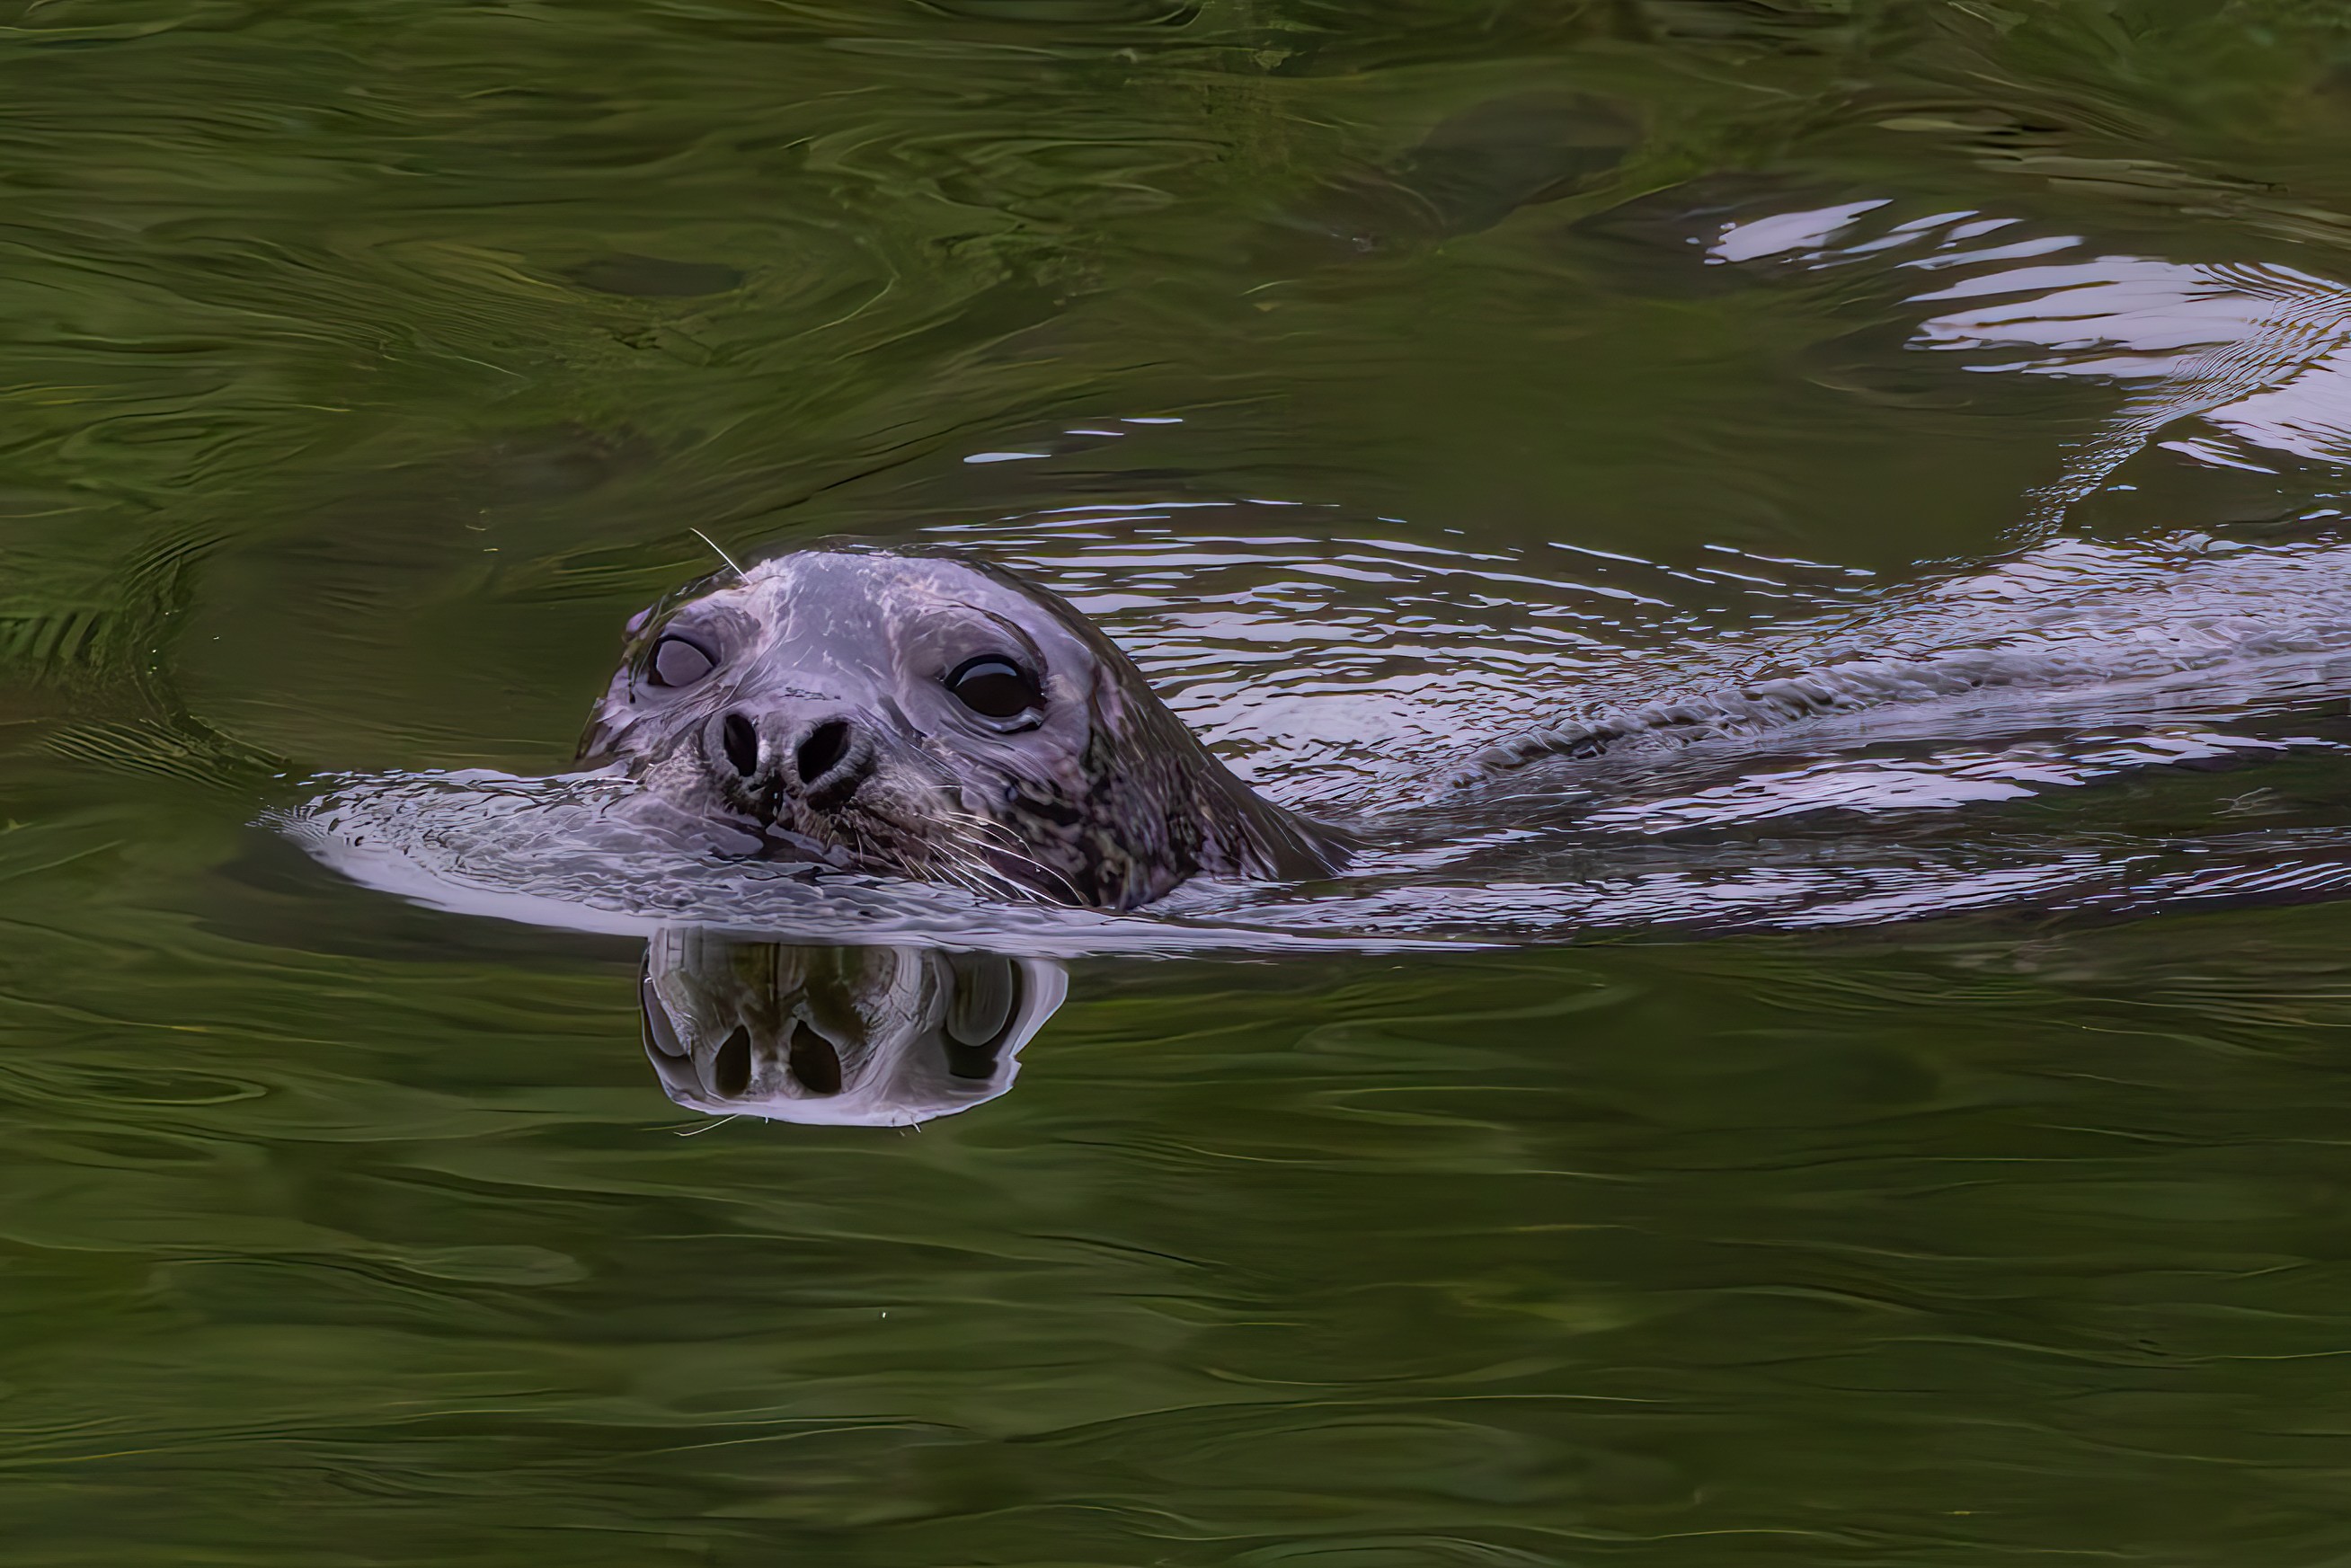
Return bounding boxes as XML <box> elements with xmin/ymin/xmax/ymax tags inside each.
<box><xmin>19</xmin><ymin>4</ymin><xmax>2351</xmax><ymax>1564</ymax></box>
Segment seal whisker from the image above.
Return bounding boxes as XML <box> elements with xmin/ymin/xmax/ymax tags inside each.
<box><xmin>838</xmin><ymin>811</ymin><xmax>1022</xmax><ymax>903</ymax></box>
<box><xmin>939</xmin><ymin>827</ymin><xmax>1058</xmax><ymax>904</ymax></box>
<box><xmin>924</xmin><ymin>833</ymin><xmax>1042</xmax><ymax>903</ymax></box>
<box><xmin>689</xmin><ymin>527</ymin><xmax>746</xmax><ymax>582</ymax></box>
<box><xmin>927</xmin><ymin>808</ymin><xmax>1084</xmax><ymax>904</ymax></box>
<box><xmin>846</xmin><ymin>797</ymin><xmax>1066</xmax><ymax>903</ymax></box>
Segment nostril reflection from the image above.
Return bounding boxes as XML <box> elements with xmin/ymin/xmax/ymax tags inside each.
<box><xmin>711</xmin><ymin>1025</ymin><xmax>753</xmax><ymax>1099</ymax></box>
<box><xmin>795</xmin><ymin>719</ymin><xmax>851</xmax><ymax>784</ymax></box>
<box><xmin>787</xmin><ymin>1021</ymin><xmax>843</xmax><ymax>1096</ymax></box>
<box><xmin>722</xmin><ymin>713</ymin><xmax>760</xmax><ymax>778</ymax></box>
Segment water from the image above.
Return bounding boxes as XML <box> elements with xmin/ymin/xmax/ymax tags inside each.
<box><xmin>13</xmin><ymin>3</ymin><xmax>2351</xmax><ymax>1562</ymax></box>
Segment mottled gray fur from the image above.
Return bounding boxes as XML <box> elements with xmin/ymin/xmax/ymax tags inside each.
<box><xmin>580</xmin><ymin>548</ymin><xmax>1346</xmax><ymax>910</ymax></box>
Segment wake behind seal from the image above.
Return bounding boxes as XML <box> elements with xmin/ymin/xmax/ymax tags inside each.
<box><xmin>579</xmin><ymin>547</ymin><xmax>1349</xmax><ymax>911</ymax></box>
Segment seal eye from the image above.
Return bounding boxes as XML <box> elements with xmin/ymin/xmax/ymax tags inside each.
<box><xmin>946</xmin><ymin>655</ymin><xmax>1039</xmax><ymax>720</ymax></box>
<box><xmin>648</xmin><ymin>634</ymin><xmax>716</xmax><ymax>688</ymax></box>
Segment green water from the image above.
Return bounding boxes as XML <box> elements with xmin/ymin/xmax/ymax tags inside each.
<box><xmin>14</xmin><ymin>2</ymin><xmax>2351</xmax><ymax>1562</ymax></box>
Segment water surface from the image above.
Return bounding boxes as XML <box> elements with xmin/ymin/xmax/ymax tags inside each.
<box><xmin>12</xmin><ymin>3</ymin><xmax>2351</xmax><ymax>1563</ymax></box>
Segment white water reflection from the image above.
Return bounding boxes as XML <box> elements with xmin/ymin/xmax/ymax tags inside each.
<box><xmin>280</xmin><ymin>531</ymin><xmax>2351</xmax><ymax>951</ymax></box>
<box><xmin>1709</xmin><ymin>201</ymin><xmax>2351</xmax><ymax>529</ymax></box>
<box><xmin>284</xmin><ymin>763</ymin><xmax>2351</xmax><ymax>950</ymax></box>
<box><xmin>282</xmin><ymin>197</ymin><xmax>2351</xmax><ymax>952</ymax></box>
<box><xmin>1575</xmin><ymin>731</ymin><xmax>2329</xmax><ymax>835</ymax></box>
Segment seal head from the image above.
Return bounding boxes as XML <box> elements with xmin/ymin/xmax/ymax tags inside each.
<box><xmin>579</xmin><ymin>548</ymin><xmax>1348</xmax><ymax>909</ymax></box>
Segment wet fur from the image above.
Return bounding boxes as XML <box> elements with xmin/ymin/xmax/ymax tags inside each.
<box><xmin>580</xmin><ymin>548</ymin><xmax>1346</xmax><ymax>910</ymax></box>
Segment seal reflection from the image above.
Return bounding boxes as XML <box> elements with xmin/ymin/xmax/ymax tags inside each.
<box><xmin>638</xmin><ymin>929</ymin><xmax>1067</xmax><ymax>1127</ymax></box>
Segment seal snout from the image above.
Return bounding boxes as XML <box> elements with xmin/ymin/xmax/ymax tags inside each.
<box><xmin>713</xmin><ymin>706</ymin><xmax>877</xmax><ymax>812</ymax></box>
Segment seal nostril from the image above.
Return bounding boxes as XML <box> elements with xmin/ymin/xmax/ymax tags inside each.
<box><xmin>722</xmin><ymin>713</ymin><xmax>760</xmax><ymax>778</ymax></box>
<box><xmin>795</xmin><ymin>719</ymin><xmax>851</xmax><ymax>785</ymax></box>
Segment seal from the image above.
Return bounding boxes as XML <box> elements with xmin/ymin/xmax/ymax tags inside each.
<box><xmin>578</xmin><ymin>547</ymin><xmax>1349</xmax><ymax>910</ymax></box>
